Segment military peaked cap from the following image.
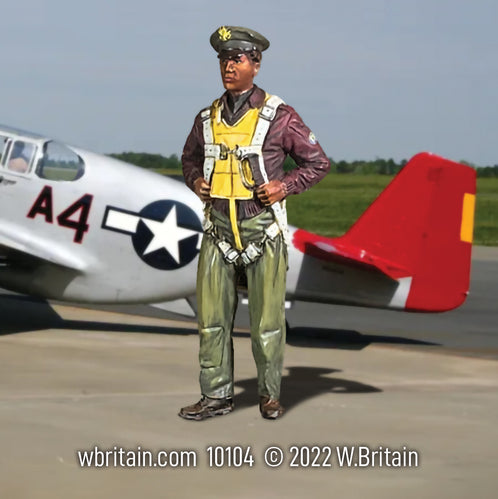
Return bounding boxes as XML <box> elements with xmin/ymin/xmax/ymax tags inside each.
<box><xmin>210</xmin><ymin>26</ymin><xmax>270</xmax><ymax>54</ymax></box>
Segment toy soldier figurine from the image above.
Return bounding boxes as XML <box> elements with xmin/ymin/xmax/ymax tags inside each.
<box><xmin>180</xmin><ymin>26</ymin><xmax>330</xmax><ymax>420</ymax></box>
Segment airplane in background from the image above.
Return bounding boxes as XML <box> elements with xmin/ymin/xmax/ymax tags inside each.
<box><xmin>0</xmin><ymin>124</ymin><xmax>476</xmax><ymax>319</ymax></box>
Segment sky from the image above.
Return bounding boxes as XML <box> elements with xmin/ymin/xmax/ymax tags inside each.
<box><xmin>2</xmin><ymin>0</ymin><xmax>497</xmax><ymax>165</ymax></box>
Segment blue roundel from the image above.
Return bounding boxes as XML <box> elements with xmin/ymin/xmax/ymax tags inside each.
<box><xmin>131</xmin><ymin>200</ymin><xmax>202</xmax><ymax>270</ymax></box>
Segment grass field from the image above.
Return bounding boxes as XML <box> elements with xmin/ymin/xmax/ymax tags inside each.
<box><xmin>286</xmin><ymin>175</ymin><xmax>391</xmax><ymax>238</ymax></box>
<box><xmin>158</xmin><ymin>170</ymin><xmax>497</xmax><ymax>246</ymax></box>
<box><xmin>475</xmin><ymin>178</ymin><xmax>498</xmax><ymax>245</ymax></box>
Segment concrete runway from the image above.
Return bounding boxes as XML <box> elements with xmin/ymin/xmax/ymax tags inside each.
<box><xmin>0</xmin><ymin>247</ymin><xmax>497</xmax><ymax>498</ymax></box>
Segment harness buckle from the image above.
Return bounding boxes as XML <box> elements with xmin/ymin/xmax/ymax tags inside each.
<box><xmin>260</xmin><ymin>104</ymin><xmax>278</xmax><ymax>121</ymax></box>
<box><xmin>219</xmin><ymin>143</ymin><xmax>229</xmax><ymax>160</ymax></box>
<box><xmin>264</xmin><ymin>222</ymin><xmax>281</xmax><ymax>240</ymax></box>
<box><xmin>217</xmin><ymin>240</ymin><xmax>240</xmax><ymax>264</ymax></box>
<box><xmin>240</xmin><ymin>242</ymin><xmax>263</xmax><ymax>266</ymax></box>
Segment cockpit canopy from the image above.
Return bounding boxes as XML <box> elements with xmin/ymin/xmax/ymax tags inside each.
<box><xmin>0</xmin><ymin>127</ymin><xmax>85</xmax><ymax>181</ymax></box>
<box><xmin>36</xmin><ymin>140</ymin><xmax>85</xmax><ymax>181</ymax></box>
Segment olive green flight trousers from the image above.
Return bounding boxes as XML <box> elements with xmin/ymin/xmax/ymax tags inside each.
<box><xmin>196</xmin><ymin>209</ymin><xmax>287</xmax><ymax>400</ymax></box>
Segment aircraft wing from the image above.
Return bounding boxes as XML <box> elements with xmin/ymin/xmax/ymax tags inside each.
<box><xmin>0</xmin><ymin>222</ymin><xmax>88</xmax><ymax>271</ymax></box>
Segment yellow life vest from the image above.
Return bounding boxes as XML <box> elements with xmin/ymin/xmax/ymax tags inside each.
<box><xmin>209</xmin><ymin>103</ymin><xmax>258</xmax><ymax>201</ymax></box>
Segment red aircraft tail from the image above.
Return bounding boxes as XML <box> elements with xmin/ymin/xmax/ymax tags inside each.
<box><xmin>334</xmin><ymin>152</ymin><xmax>476</xmax><ymax>311</ymax></box>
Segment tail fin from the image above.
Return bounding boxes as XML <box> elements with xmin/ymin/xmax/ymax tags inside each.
<box><xmin>335</xmin><ymin>152</ymin><xmax>476</xmax><ymax>311</ymax></box>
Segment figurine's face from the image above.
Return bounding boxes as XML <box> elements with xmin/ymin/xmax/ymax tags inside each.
<box><xmin>219</xmin><ymin>52</ymin><xmax>259</xmax><ymax>94</ymax></box>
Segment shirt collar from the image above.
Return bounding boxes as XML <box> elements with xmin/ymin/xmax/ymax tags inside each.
<box><xmin>221</xmin><ymin>85</ymin><xmax>266</xmax><ymax>110</ymax></box>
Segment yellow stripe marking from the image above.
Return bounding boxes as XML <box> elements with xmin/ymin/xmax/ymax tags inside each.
<box><xmin>460</xmin><ymin>193</ymin><xmax>475</xmax><ymax>243</ymax></box>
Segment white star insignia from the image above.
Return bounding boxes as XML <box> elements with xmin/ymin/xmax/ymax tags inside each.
<box><xmin>142</xmin><ymin>206</ymin><xmax>198</xmax><ymax>263</ymax></box>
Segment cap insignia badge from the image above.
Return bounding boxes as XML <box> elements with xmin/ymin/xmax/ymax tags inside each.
<box><xmin>218</xmin><ymin>26</ymin><xmax>232</xmax><ymax>41</ymax></box>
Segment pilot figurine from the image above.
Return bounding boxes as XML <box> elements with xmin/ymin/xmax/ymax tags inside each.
<box><xmin>181</xmin><ymin>26</ymin><xmax>330</xmax><ymax>420</ymax></box>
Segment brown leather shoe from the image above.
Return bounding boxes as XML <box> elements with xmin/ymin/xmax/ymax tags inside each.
<box><xmin>259</xmin><ymin>396</ymin><xmax>285</xmax><ymax>420</ymax></box>
<box><xmin>178</xmin><ymin>396</ymin><xmax>233</xmax><ymax>421</ymax></box>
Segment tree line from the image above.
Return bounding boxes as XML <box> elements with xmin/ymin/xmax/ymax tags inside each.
<box><xmin>110</xmin><ymin>152</ymin><xmax>181</xmax><ymax>170</ymax></box>
<box><xmin>110</xmin><ymin>152</ymin><xmax>498</xmax><ymax>177</ymax></box>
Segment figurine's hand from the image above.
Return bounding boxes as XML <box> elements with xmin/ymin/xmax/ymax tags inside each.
<box><xmin>255</xmin><ymin>180</ymin><xmax>287</xmax><ymax>206</ymax></box>
<box><xmin>194</xmin><ymin>177</ymin><xmax>212</xmax><ymax>202</ymax></box>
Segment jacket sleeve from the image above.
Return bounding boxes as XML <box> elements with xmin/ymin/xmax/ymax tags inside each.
<box><xmin>181</xmin><ymin>111</ymin><xmax>205</xmax><ymax>192</ymax></box>
<box><xmin>278</xmin><ymin>106</ymin><xmax>331</xmax><ymax>195</ymax></box>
